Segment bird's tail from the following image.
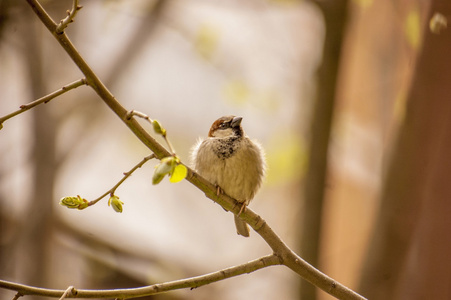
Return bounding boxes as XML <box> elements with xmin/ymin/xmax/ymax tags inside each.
<box><xmin>234</xmin><ymin>215</ymin><xmax>250</xmax><ymax>237</ymax></box>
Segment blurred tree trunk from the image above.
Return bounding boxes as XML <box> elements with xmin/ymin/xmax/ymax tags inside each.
<box><xmin>359</xmin><ymin>2</ymin><xmax>451</xmax><ymax>299</ymax></box>
<box><xmin>299</xmin><ymin>1</ymin><xmax>348</xmax><ymax>299</ymax></box>
<box><xmin>15</xmin><ymin>14</ymin><xmax>56</xmax><ymax>298</ymax></box>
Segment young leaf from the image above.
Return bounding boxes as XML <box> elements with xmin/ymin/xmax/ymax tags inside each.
<box><xmin>170</xmin><ymin>164</ymin><xmax>188</xmax><ymax>183</ymax></box>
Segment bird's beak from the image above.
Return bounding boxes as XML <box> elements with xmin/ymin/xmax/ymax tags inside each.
<box><xmin>231</xmin><ymin>116</ymin><xmax>243</xmax><ymax>128</ymax></box>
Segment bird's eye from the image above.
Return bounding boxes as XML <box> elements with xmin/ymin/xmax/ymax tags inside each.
<box><xmin>219</xmin><ymin>122</ymin><xmax>227</xmax><ymax>129</ymax></box>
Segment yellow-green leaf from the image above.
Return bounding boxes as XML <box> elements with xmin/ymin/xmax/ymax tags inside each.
<box><xmin>170</xmin><ymin>164</ymin><xmax>188</xmax><ymax>183</ymax></box>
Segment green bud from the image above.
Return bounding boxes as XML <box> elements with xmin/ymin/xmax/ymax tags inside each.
<box><xmin>60</xmin><ymin>196</ymin><xmax>80</xmax><ymax>208</ymax></box>
<box><xmin>152</xmin><ymin>157</ymin><xmax>175</xmax><ymax>185</ymax></box>
<box><xmin>60</xmin><ymin>195</ymin><xmax>88</xmax><ymax>210</ymax></box>
<box><xmin>108</xmin><ymin>195</ymin><xmax>124</xmax><ymax>213</ymax></box>
<box><xmin>152</xmin><ymin>120</ymin><xmax>166</xmax><ymax>136</ymax></box>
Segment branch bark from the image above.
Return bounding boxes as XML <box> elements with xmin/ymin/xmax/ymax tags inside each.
<box><xmin>0</xmin><ymin>255</ymin><xmax>280</xmax><ymax>298</ymax></box>
<box><xmin>3</xmin><ymin>1</ymin><xmax>369</xmax><ymax>299</ymax></box>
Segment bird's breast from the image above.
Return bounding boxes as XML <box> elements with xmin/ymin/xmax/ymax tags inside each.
<box><xmin>193</xmin><ymin>137</ymin><xmax>264</xmax><ymax>203</ymax></box>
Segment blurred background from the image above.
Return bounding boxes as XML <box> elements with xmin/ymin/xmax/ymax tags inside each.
<box><xmin>1</xmin><ymin>0</ymin><xmax>450</xmax><ymax>299</ymax></box>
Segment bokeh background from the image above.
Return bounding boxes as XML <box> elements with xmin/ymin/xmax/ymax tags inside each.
<box><xmin>1</xmin><ymin>1</ymin><xmax>450</xmax><ymax>299</ymax></box>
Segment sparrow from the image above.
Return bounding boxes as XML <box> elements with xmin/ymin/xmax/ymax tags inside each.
<box><xmin>191</xmin><ymin>115</ymin><xmax>266</xmax><ymax>237</ymax></box>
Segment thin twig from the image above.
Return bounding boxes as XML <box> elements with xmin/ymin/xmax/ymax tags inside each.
<box><xmin>56</xmin><ymin>0</ymin><xmax>82</xmax><ymax>33</ymax></box>
<box><xmin>162</xmin><ymin>135</ymin><xmax>176</xmax><ymax>155</ymax></box>
<box><xmin>88</xmin><ymin>154</ymin><xmax>155</xmax><ymax>206</ymax></box>
<box><xmin>126</xmin><ymin>110</ymin><xmax>176</xmax><ymax>154</ymax></box>
<box><xmin>11</xmin><ymin>292</ymin><xmax>22</xmax><ymax>300</ymax></box>
<box><xmin>0</xmin><ymin>78</ymin><xmax>87</xmax><ymax>130</ymax></box>
<box><xmin>0</xmin><ymin>255</ymin><xmax>280</xmax><ymax>298</ymax></box>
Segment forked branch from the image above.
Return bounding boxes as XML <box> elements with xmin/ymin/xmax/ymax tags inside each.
<box><xmin>55</xmin><ymin>0</ymin><xmax>82</xmax><ymax>33</ymax></box>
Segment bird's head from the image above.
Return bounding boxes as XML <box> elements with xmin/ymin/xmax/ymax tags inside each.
<box><xmin>208</xmin><ymin>115</ymin><xmax>243</xmax><ymax>138</ymax></box>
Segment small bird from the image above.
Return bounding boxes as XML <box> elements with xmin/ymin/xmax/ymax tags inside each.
<box><xmin>191</xmin><ymin>115</ymin><xmax>266</xmax><ymax>237</ymax></box>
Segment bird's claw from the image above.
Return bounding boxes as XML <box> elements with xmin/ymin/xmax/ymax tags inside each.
<box><xmin>216</xmin><ymin>185</ymin><xmax>223</xmax><ymax>196</ymax></box>
<box><xmin>238</xmin><ymin>203</ymin><xmax>246</xmax><ymax>216</ymax></box>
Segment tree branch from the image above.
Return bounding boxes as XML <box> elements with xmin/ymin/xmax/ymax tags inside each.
<box><xmin>55</xmin><ymin>0</ymin><xmax>82</xmax><ymax>34</ymax></box>
<box><xmin>0</xmin><ymin>78</ymin><xmax>86</xmax><ymax>129</ymax></box>
<box><xmin>0</xmin><ymin>254</ymin><xmax>281</xmax><ymax>298</ymax></box>
<box><xmin>11</xmin><ymin>293</ymin><xmax>22</xmax><ymax>300</ymax></box>
<box><xmin>13</xmin><ymin>1</ymin><xmax>368</xmax><ymax>299</ymax></box>
<box><xmin>126</xmin><ymin>110</ymin><xmax>176</xmax><ymax>154</ymax></box>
